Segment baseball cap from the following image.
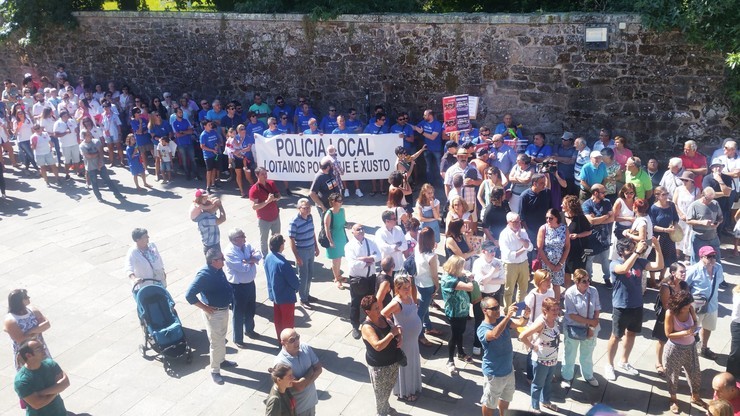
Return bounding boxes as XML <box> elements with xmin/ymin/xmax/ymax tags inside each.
<box><xmin>590</xmin><ymin>150</ymin><xmax>603</xmax><ymax>158</ymax></box>
<box><xmin>481</xmin><ymin>241</ymin><xmax>496</xmax><ymax>252</ymax></box>
<box><xmin>478</xmin><ymin>148</ymin><xmax>489</xmax><ymax>157</ymax></box>
<box><xmin>163</xmin><ymin>92</ymin><xmax>171</xmax><ymax>98</ymax></box>
<box><xmin>698</xmin><ymin>246</ymin><xmax>717</xmax><ymax>257</ymax></box>
<box><xmin>195</xmin><ymin>189</ymin><xmax>207</xmax><ymax>198</ymax></box>
<box><xmin>445</xmin><ymin>141</ymin><xmax>459</xmax><ymax>150</ymax></box>
<box><xmin>561</xmin><ymin>132</ymin><xmax>574</xmax><ymax>141</ymax></box>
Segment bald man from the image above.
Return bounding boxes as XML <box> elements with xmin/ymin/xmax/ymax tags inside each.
<box><xmin>274</xmin><ymin>328</ymin><xmax>322</xmax><ymax>416</ymax></box>
<box><xmin>712</xmin><ymin>372</ymin><xmax>740</xmax><ymax>414</ymax></box>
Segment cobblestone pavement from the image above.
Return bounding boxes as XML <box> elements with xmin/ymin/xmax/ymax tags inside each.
<box><xmin>0</xmin><ymin>164</ymin><xmax>736</xmax><ymax>415</ymax></box>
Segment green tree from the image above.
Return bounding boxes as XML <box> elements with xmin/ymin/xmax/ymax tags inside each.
<box><xmin>0</xmin><ymin>0</ymin><xmax>103</xmax><ymax>44</ymax></box>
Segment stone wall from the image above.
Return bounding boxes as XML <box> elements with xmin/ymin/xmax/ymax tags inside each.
<box><xmin>2</xmin><ymin>12</ymin><xmax>737</xmax><ymax>156</ymax></box>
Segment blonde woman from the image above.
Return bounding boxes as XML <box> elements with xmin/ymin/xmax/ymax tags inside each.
<box><xmin>519</xmin><ymin>297</ymin><xmax>560</xmax><ymax>413</ymax></box>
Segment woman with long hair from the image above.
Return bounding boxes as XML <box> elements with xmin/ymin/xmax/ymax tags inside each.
<box><xmin>387</xmin><ymin>188</ymin><xmax>408</xmax><ymax>231</ymax></box>
<box><xmin>610</xmin><ymin>183</ymin><xmax>637</xmax><ymax>259</ymax></box>
<box><xmin>265</xmin><ymin>363</ymin><xmax>296</xmax><ymax>416</ymax></box>
<box><xmin>414</xmin><ymin>227</ymin><xmax>441</xmax><ymax>343</ymax></box>
<box><xmin>519</xmin><ymin>297</ymin><xmax>560</xmax><ymax>413</ymax></box>
<box><xmin>3</xmin><ymin>289</ymin><xmax>51</xmax><ymax>370</ymax></box>
<box><xmin>440</xmin><ymin>255</ymin><xmax>474</xmax><ymax>375</ymax></box>
<box><xmin>445</xmin><ymin>218</ymin><xmax>475</xmax><ymax>268</ymax></box>
<box><xmin>673</xmin><ymin>171</ymin><xmax>699</xmax><ymax>260</ymax></box>
<box><xmin>624</xmin><ymin>198</ymin><xmax>655</xmax><ymax>289</ymax></box>
<box><xmin>414</xmin><ymin>183</ymin><xmax>441</xmax><ymax>243</ymax></box>
<box><xmin>537</xmin><ymin>208</ymin><xmax>570</xmax><ymax>301</ymax></box>
<box><xmin>653</xmin><ymin>262</ymin><xmax>688</xmax><ymax>377</ymax></box>
<box><xmin>650</xmin><ymin>186</ymin><xmax>680</xmax><ymax>281</ymax></box>
<box><xmin>324</xmin><ymin>193</ymin><xmax>348</xmax><ymax>289</ymax></box>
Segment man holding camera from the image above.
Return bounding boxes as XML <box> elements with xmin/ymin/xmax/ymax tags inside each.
<box><xmin>249</xmin><ymin>167</ymin><xmax>281</xmax><ymax>256</ymax></box>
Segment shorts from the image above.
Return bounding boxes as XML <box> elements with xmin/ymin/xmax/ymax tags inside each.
<box><xmin>232</xmin><ymin>156</ymin><xmax>244</xmax><ymax>170</ymax></box>
<box><xmin>480</xmin><ymin>371</ymin><xmax>515</xmax><ymax>409</ymax></box>
<box><xmin>695</xmin><ymin>311</ymin><xmax>718</xmax><ymax>331</ymax></box>
<box><xmin>160</xmin><ymin>161</ymin><xmax>172</xmax><ymax>172</ymax></box>
<box><xmin>105</xmin><ymin>135</ymin><xmax>120</xmax><ymax>144</ymax></box>
<box><xmin>35</xmin><ymin>153</ymin><xmax>55</xmax><ymax>167</ymax></box>
<box><xmin>245</xmin><ymin>153</ymin><xmax>257</xmax><ymax>170</ymax></box>
<box><xmin>61</xmin><ymin>145</ymin><xmax>81</xmax><ymax>164</ymax></box>
<box><xmin>204</xmin><ymin>157</ymin><xmax>218</xmax><ymax>170</ymax></box>
<box><xmin>612</xmin><ymin>307</ymin><xmax>643</xmax><ymax>338</ymax></box>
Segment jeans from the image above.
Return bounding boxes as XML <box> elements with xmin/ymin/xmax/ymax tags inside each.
<box><xmin>17</xmin><ymin>141</ymin><xmax>38</xmax><ymax>169</ymax></box>
<box><xmin>203</xmin><ymin>309</ymin><xmax>229</xmax><ymax>373</ymax></box>
<box><xmin>50</xmin><ymin>137</ymin><xmax>62</xmax><ymax>164</ymax></box>
<box><xmin>88</xmin><ymin>166</ymin><xmax>123</xmax><ymax>200</ymax></box>
<box><xmin>230</xmin><ymin>281</ymin><xmax>256</xmax><ymax>343</ymax></box>
<box><xmin>424</xmin><ymin>151</ymin><xmax>442</xmax><ymax>188</ymax></box>
<box><xmin>258</xmin><ymin>217</ymin><xmax>281</xmax><ymax>258</ymax></box>
<box><xmin>177</xmin><ymin>143</ymin><xmax>197</xmax><ymax>179</ymax></box>
<box><xmin>448</xmin><ymin>316</ymin><xmax>467</xmax><ymax>362</ymax></box>
<box><xmin>531</xmin><ymin>360</ymin><xmax>557</xmax><ymax>409</ymax></box>
<box><xmin>561</xmin><ymin>330</ymin><xmax>597</xmax><ymax>381</ymax></box>
<box><xmin>586</xmin><ymin>249</ymin><xmax>611</xmax><ymax>284</ymax></box>
<box><xmin>296</xmin><ymin>247</ymin><xmax>315</xmax><ymax>302</ymax></box>
<box><xmin>416</xmin><ymin>285</ymin><xmax>435</xmax><ymax>333</ymax></box>
<box><xmin>690</xmin><ymin>234</ymin><xmax>721</xmax><ymax>264</ymax></box>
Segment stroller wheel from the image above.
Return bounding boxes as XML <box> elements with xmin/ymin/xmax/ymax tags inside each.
<box><xmin>139</xmin><ymin>344</ymin><xmax>147</xmax><ymax>357</ymax></box>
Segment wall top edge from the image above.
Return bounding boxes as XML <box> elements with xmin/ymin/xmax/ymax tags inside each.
<box><xmin>72</xmin><ymin>11</ymin><xmax>643</xmax><ymax>25</ymax></box>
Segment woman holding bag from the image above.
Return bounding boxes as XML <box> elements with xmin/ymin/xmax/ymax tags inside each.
<box><xmin>561</xmin><ymin>269</ymin><xmax>601</xmax><ymax>389</ymax></box>
<box><xmin>519</xmin><ymin>297</ymin><xmax>561</xmax><ymax>413</ymax></box>
<box><xmin>324</xmin><ymin>193</ymin><xmax>348</xmax><ymax>289</ymax></box>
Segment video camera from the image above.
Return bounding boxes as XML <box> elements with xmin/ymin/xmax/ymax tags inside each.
<box><xmin>537</xmin><ymin>159</ymin><xmax>558</xmax><ymax>174</ymax></box>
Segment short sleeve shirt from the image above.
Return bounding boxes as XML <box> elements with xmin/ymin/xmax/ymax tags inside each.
<box><xmin>610</xmin><ymin>257</ymin><xmax>648</xmax><ymax>309</ymax></box>
<box><xmin>309</xmin><ymin>172</ymin><xmax>339</xmax><ymax>208</ymax></box>
<box><xmin>477</xmin><ymin>319</ymin><xmax>514</xmax><ymax>377</ymax></box>
<box><xmin>274</xmin><ymin>345</ymin><xmax>319</xmax><ymax>413</ymax></box>
<box><xmin>248</xmin><ymin>181</ymin><xmax>280</xmax><ymax>221</ymax></box>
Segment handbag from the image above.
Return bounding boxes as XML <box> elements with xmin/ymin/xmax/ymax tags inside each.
<box><xmin>531</xmin><ymin>256</ymin><xmax>542</xmax><ymax>272</ymax></box>
<box><xmin>566</xmin><ymin>291</ymin><xmax>590</xmax><ymax>340</ymax></box>
<box><xmin>465</xmin><ymin>233</ymin><xmax>484</xmax><ymax>255</ymax></box>
<box><xmin>692</xmin><ymin>270</ymin><xmax>717</xmax><ymax>315</ymax></box>
<box><xmin>318</xmin><ymin>210</ymin><xmax>333</xmax><ymax>248</ymax></box>
<box><xmin>669</xmin><ymin>225</ymin><xmax>684</xmax><ymax>243</ymax></box>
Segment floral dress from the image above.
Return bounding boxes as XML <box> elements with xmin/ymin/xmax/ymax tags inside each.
<box><xmin>542</xmin><ymin>224</ymin><xmax>566</xmax><ymax>286</ymax></box>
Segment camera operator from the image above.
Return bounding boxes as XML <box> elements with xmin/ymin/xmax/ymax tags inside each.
<box><xmin>535</xmin><ymin>158</ymin><xmax>567</xmax><ymax>213</ymax></box>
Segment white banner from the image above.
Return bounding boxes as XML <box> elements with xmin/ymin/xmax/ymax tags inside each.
<box><xmin>253</xmin><ymin>133</ymin><xmax>403</xmax><ymax>181</ymax></box>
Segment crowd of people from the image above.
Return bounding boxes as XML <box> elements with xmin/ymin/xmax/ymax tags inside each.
<box><xmin>3</xmin><ymin>68</ymin><xmax>740</xmax><ymax>416</ymax></box>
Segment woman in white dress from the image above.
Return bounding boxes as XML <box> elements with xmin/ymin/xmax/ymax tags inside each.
<box><xmin>673</xmin><ymin>171</ymin><xmax>699</xmax><ymax>260</ymax></box>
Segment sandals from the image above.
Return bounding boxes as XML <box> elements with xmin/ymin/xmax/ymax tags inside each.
<box><xmin>399</xmin><ymin>394</ymin><xmax>418</xmax><ymax>402</ymax></box>
<box><xmin>669</xmin><ymin>402</ymin><xmax>680</xmax><ymax>414</ymax></box>
<box><xmin>335</xmin><ymin>280</ymin><xmax>345</xmax><ymax>290</ymax></box>
<box><xmin>655</xmin><ymin>364</ymin><xmax>666</xmax><ymax>377</ymax></box>
<box><xmin>542</xmin><ymin>403</ymin><xmax>558</xmax><ymax>412</ymax></box>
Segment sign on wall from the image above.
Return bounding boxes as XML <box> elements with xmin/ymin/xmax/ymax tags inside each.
<box><xmin>442</xmin><ymin>94</ymin><xmax>472</xmax><ymax>133</ymax></box>
<box><xmin>253</xmin><ymin>133</ymin><xmax>403</xmax><ymax>181</ymax></box>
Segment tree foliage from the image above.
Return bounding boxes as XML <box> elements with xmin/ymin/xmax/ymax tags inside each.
<box><xmin>0</xmin><ymin>0</ymin><xmax>104</xmax><ymax>44</ymax></box>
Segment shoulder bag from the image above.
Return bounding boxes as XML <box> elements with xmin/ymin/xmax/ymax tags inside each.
<box><xmin>318</xmin><ymin>210</ymin><xmax>333</xmax><ymax>248</ymax></box>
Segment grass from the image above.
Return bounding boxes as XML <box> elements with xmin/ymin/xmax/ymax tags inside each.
<box><xmin>101</xmin><ymin>0</ymin><xmax>216</xmax><ymax>11</ymax></box>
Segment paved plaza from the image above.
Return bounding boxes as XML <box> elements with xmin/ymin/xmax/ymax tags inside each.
<box><xmin>0</xmin><ymin>165</ymin><xmax>737</xmax><ymax>416</ymax></box>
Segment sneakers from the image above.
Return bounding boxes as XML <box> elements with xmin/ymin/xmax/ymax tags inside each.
<box><xmin>701</xmin><ymin>347</ymin><xmax>718</xmax><ymax>360</ymax></box>
<box><xmin>211</xmin><ymin>372</ymin><xmax>224</xmax><ymax>385</ymax></box>
<box><xmin>619</xmin><ymin>362</ymin><xmax>639</xmax><ymax>376</ymax></box>
<box><xmin>344</xmin><ymin>188</ymin><xmax>350</xmax><ymax>198</ymax></box>
<box><xmin>355</xmin><ymin>189</ymin><xmax>364</xmax><ymax>197</ymax></box>
<box><xmin>586</xmin><ymin>378</ymin><xmax>599</xmax><ymax>387</ymax></box>
<box><xmin>604</xmin><ymin>365</ymin><xmax>616</xmax><ymax>381</ymax></box>
<box><xmin>472</xmin><ymin>347</ymin><xmax>482</xmax><ymax>356</ymax></box>
<box><xmin>351</xmin><ymin>328</ymin><xmax>361</xmax><ymax>340</ymax></box>
<box><xmin>560</xmin><ymin>379</ymin><xmax>572</xmax><ymax>389</ymax></box>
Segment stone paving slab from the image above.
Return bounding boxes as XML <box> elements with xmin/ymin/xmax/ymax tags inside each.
<box><xmin>0</xmin><ymin>164</ymin><xmax>737</xmax><ymax>415</ymax></box>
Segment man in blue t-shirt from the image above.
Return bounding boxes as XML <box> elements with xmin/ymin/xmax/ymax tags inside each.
<box><xmin>200</xmin><ymin>120</ymin><xmax>221</xmax><ymax>192</ymax></box>
<box><xmin>605</xmin><ymin>237</ymin><xmax>663</xmax><ymax>381</ymax></box>
<box><xmin>551</xmin><ymin>132</ymin><xmax>578</xmax><ymax>196</ymax></box>
<box><xmin>367</xmin><ymin>105</ymin><xmax>391</xmax><ymax>133</ymax></box>
<box><xmin>477</xmin><ymin>296</ymin><xmax>526</xmax><ymax>416</ymax></box>
<box><xmin>578</xmin><ymin>151</ymin><xmax>607</xmax><ymax>200</ymax></box>
<box><xmin>319</xmin><ymin>106</ymin><xmax>339</xmax><ymax>133</ymax></box>
<box><xmin>583</xmin><ymin>184</ymin><xmax>614</xmax><ymax>287</ymax></box>
<box><xmin>271</xmin><ymin>96</ymin><xmax>292</xmax><ymax>121</ymax></box>
<box><xmin>391</xmin><ymin>112</ymin><xmax>415</xmax><ymax>151</ymax></box>
<box><xmin>344</xmin><ymin>108</ymin><xmax>363</xmax><ymax>133</ymax></box>
<box><xmin>412</xmin><ymin>109</ymin><xmax>444</xmax><ymax>187</ymax></box>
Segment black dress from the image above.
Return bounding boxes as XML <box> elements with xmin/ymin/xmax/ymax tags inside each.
<box><xmin>565</xmin><ymin>214</ymin><xmax>592</xmax><ymax>273</ymax></box>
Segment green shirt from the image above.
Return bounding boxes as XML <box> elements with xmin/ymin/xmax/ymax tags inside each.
<box><xmin>626</xmin><ymin>168</ymin><xmax>652</xmax><ymax>200</ymax></box>
<box><xmin>14</xmin><ymin>359</ymin><xmax>66</xmax><ymax>416</ymax></box>
<box><xmin>441</xmin><ymin>273</ymin><xmax>471</xmax><ymax>318</ymax></box>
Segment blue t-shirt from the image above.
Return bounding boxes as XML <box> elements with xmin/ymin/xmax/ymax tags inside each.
<box><xmin>494</xmin><ymin>123</ymin><xmax>523</xmax><ymax>139</ymax></box>
<box><xmin>246</xmin><ymin>121</ymin><xmax>267</xmax><ymax>141</ymax></box>
<box><xmin>525</xmin><ymin>143</ymin><xmax>552</xmax><ymax>160</ymax></box>
<box><xmin>172</xmin><ymin>118</ymin><xmax>194</xmax><ymax>147</ymax></box>
<box><xmin>363</xmin><ymin>123</ymin><xmax>386</xmax><ymax>135</ymax></box>
<box><xmin>296</xmin><ymin>113</ymin><xmax>313</xmax><ymax>132</ymax></box>
<box><xmin>477</xmin><ymin>319</ymin><xmax>514</xmax><ymax>377</ymax></box>
<box><xmin>303</xmin><ymin>128</ymin><xmax>321</xmax><ymax>135</ymax></box>
<box><xmin>272</xmin><ymin>104</ymin><xmax>293</xmax><ymax>119</ymax></box>
<box><xmin>391</xmin><ymin>123</ymin><xmax>415</xmax><ymax>150</ymax></box>
<box><xmin>610</xmin><ymin>257</ymin><xmax>649</xmax><ymax>309</ymax></box>
<box><xmin>554</xmin><ymin>145</ymin><xmax>577</xmax><ymax>180</ymax></box>
<box><xmin>345</xmin><ymin>118</ymin><xmax>363</xmax><ymax>133</ymax></box>
<box><xmin>198</xmin><ymin>109</ymin><xmax>209</xmax><ymax>124</ymax></box>
<box><xmin>578</xmin><ymin>162</ymin><xmax>607</xmax><ymax>190</ymax></box>
<box><xmin>149</xmin><ymin>121</ymin><xmax>172</xmax><ymax>140</ymax></box>
<box><xmin>262</xmin><ymin>129</ymin><xmax>280</xmax><ymax>138</ymax></box>
<box><xmin>332</xmin><ymin>127</ymin><xmax>354</xmax><ymax>134</ymax></box>
<box><xmin>199</xmin><ymin>130</ymin><xmax>220</xmax><ymax>159</ymax></box>
<box><xmin>220</xmin><ymin>114</ymin><xmax>240</xmax><ymax>133</ymax></box>
<box><xmin>206</xmin><ymin>109</ymin><xmax>226</xmax><ymax>122</ymax></box>
<box><xmin>130</xmin><ymin>119</ymin><xmax>151</xmax><ymax>147</ymax></box>
<box><xmin>276</xmin><ymin>123</ymin><xmax>294</xmax><ymax>134</ymax></box>
<box><xmin>417</xmin><ymin>120</ymin><xmax>443</xmax><ymax>152</ymax></box>
<box><xmin>319</xmin><ymin>116</ymin><xmax>338</xmax><ymax>134</ymax></box>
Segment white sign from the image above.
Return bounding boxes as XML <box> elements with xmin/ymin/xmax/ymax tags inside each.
<box><xmin>253</xmin><ymin>133</ymin><xmax>403</xmax><ymax>181</ymax></box>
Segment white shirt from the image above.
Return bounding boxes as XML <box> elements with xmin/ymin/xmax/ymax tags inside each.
<box><xmin>716</xmin><ymin>154</ymin><xmax>740</xmax><ymax>191</ymax></box>
<box><xmin>223</xmin><ymin>242</ymin><xmax>262</xmax><ymax>284</ymax></box>
<box><xmin>498</xmin><ymin>226</ymin><xmax>533</xmax><ymax>264</ymax></box>
<box><xmin>472</xmin><ymin>255</ymin><xmax>505</xmax><ymax>293</ymax></box>
<box><xmin>374</xmin><ymin>226</ymin><xmax>408</xmax><ymax>271</ymax></box>
<box><xmin>659</xmin><ymin>169</ymin><xmax>684</xmax><ymax>201</ymax></box>
<box><xmin>345</xmin><ymin>236</ymin><xmax>381</xmax><ymax>277</ymax></box>
<box><xmin>54</xmin><ymin>118</ymin><xmax>78</xmax><ymax>147</ymax></box>
<box><xmin>732</xmin><ymin>292</ymin><xmax>740</xmax><ymax>324</ymax></box>
<box><xmin>414</xmin><ymin>248</ymin><xmax>437</xmax><ymax>288</ymax></box>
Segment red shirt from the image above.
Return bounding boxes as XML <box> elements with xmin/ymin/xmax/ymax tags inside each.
<box><xmin>248</xmin><ymin>180</ymin><xmax>280</xmax><ymax>221</ymax></box>
<box><xmin>680</xmin><ymin>152</ymin><xmax>707</xmax><ymax>188</ymax></box>
<box><xmin>713</xmin><ymin>381</ymin><xmax>740</xmax><ymax>416</ymax></box>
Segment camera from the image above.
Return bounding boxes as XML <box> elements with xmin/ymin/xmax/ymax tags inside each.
<box><xmin>537</xmin><ymin>160</ymin><xmax>558</xmax><ymax>174</ymax></box>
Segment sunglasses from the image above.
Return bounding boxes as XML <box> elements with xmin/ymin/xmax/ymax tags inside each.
<box><xmin>578</xmin><ymin>279</ymin><xmax>590</xmax><ymax>285</ymax></box>
<box><xmin>705</xmin><ymin>254</ymin><xmax>716</xmax><ymax>259</ymax></box>
<box><xmin>484</xmin><ymin>305</ymin><xmax>500</xmax><ymax>312</ymax></box>
<box><xmin>287</xmin><ymin>335</ymin><xmax>300</xmax><ymax>344</ymax></box>
<box><xmin>281</xmin><ymin>117</ymin><xmax>288</xmax><ymax>120</ymax></box>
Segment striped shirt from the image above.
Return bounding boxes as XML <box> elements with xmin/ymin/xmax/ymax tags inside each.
<box><xmin>289</xmin><ymin>213</ymin><xmax>316</xmax><ymax>250</ymax></box>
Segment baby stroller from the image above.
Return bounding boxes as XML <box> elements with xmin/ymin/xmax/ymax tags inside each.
<box><xmin>133</xmin><ymin>279</ymin><xmax>192</xmax><ymax>364</ymax></box>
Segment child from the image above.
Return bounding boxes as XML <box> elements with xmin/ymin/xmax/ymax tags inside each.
<box><xmin>327</xmin><ymin>145</ymin><xmax>346</xmax><ymax>197</ymax></box>
<box><xmin>156</xmin><ymin>136</ymin><xmax>176</xmax><ymax>183</ymax></box>
<box><xmin>125</xmin><ymin>134</ymin><xmax>150</xmax><ymax>190</ymax></box>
